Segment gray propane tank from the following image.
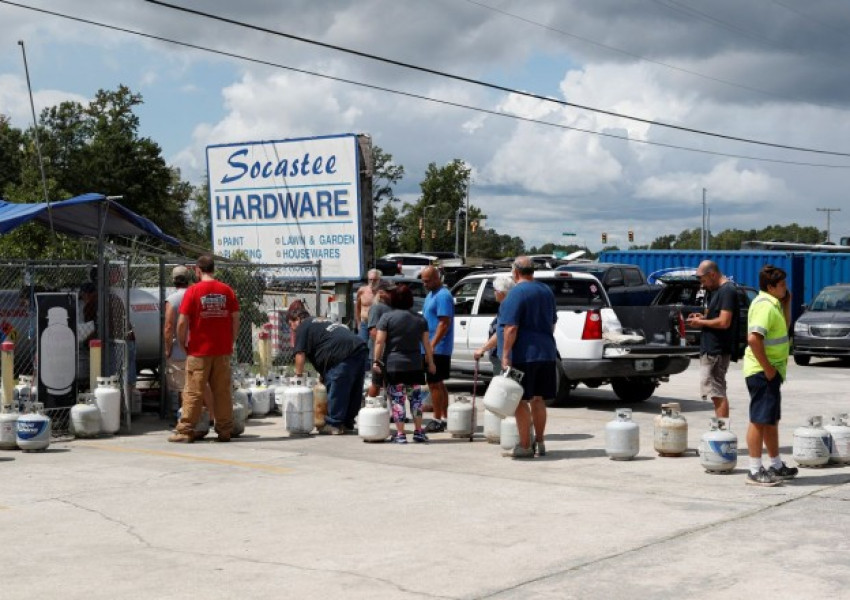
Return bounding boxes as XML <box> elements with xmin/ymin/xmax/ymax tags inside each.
<box><xmin>483</xmin><ymin>367</ymin><xmax>524</xmax><ymax>418</ymax></box>
<box><xmin>231</xmin><ymin>403</ymin><xmax>247</xmax><ymax>437</ymax></box>
<box><xmin>699</xmin><ymin>417</ymin><xmax>737</xmax><ymax>473</ymax></box>
<box><xmin>358</xmin><ymin>395</ymin><xmax>390</xmax><ymax>442</ymax></box>
<box><xmin>825</xmin><ymin>414</ymin><xmax>850</xmax><ymax>464</ymax></box>
<box><xmin>70</xmin><ymin>394</ymin><xmax>102</xmax><ymax>438</ymax></box>
<box><xmin>16</xmin><ymin>402</ymin><xmax>50</xmax><ymax>452</ymax></box>
<box><xmin>0</xmin><ymin>405</ymin><xmax>19</xmax><ymax>450</ymax></box>
<box><xmin>285</xmin><ymin>377</ymin><xmax>314</xmax><ymax>435</ymax></box>
<box><xmin>265</xmin><ymin>375</ymin><xmax>279</xmax><ymax>415</ymax></box>
<box><xmin>312</xmin><ymin>379</ymin><xmax>328</xmax><ymax>430</ymax></box>
<box><xmin>233</xmin><ymin>380</ymin><xmax>251</xmax><ymax>418</ymax></box>
<box><xmin>177</xmin><ymin>406</ymin><xmax>210</xmax><ymax>439</ymax></box>
<box><xmin>447</xmin><ymin>395</ymin><xmax>476</xmax><ymax>440</ymax></box>
<box><xmin>793</xmin><ymin>416</ymin><xmax>830</xmax><ymax>468</ymax></box>
<box><xmin>483</xmin><ymin>408</ymin><xmax>502</xmax><ymax>444</ymax></box>
<box><xmin>273</xmin><ymin>376</ymin><xmax>288</xmax><ymax>415</ymax></box>
<box><xmin>605</xmin><ymin>408</ymin><xmax>640</xmax><ymax>461</ymax></box>
<box><xmin>653</xmin><ymin>402</ymin><xmax>688</xmax><ymax>457</ymax></box>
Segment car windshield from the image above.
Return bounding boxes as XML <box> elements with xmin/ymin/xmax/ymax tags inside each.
<box><xmin>539</xmin><ymin>278</ymin><xmax>606</xmax><ymax>308</ymax></box>
<box><xmin>809</xmin><ymin>288</ymin><xmax>850</xmax><ymax>312</ymax></box>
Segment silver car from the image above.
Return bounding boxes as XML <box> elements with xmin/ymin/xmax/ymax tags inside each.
<box><xmin>792</xmin><ymin>284</ymin><xmax>850</xmax><ymax>365</ymax></box>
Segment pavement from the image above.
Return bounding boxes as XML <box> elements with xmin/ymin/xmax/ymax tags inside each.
<box><xmin>2</xmin><ymin>358</ymin><xmax>849</xmax><ymax>599</ymax></box>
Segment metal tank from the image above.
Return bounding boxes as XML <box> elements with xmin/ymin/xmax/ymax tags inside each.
<box><xmin>284</xmin><ymin>377</ymin><xmax>314</xmax><ymax>435</ymax></box>
<box><xmin>0</xmin><ymin>405</ymin><xmax>19</xmax><ymax>450</ymax></box>
<box><xmin>447</xmin><ymin>396</ymin><xmax>476</xmax><ymax>440</ymax></box>
<box><xmin>605</xmin><ymin>408</ymin><xmax>640</xmax><ymax>461</ymax></box>
<box><xmin>699</xmin><ymin>417</ymin><xmax>737</xmax><ymax>473</ymax></box>
<box><xmin>177</xmin><ymin>406</ymin><xmax>210</xmax><ymax>439</ymax></box>
<box><xmin>653</xmin><ymin>402</ymin><xmax>688</xmax><ymax>457</ymax></box>
<box><xmin>312</xmin><ymin>380</ymin><xmax>328</xmax><ymax>430</ymax></box>
<box><xmin>358</xmin><ymin>395</ymin><xmax>390</xmax><ymax>442</ymax></box>
<box><xmin>825</xmin><ymin>414</ymin><xmax>850</xmax><ymax>464</ymax></box>
<box><xmin>94</xmin><ymin>375</ymin><xmax>121</xmax><ymax>435</ymax></box>
<box><xmin>70</xmin><ymin>394</ymin><xmax>101</xmax><ymax>438</ymax></box>
<box><xmin>483</xmin><ymin>408</ymin><xmax>502</xmax><ymax>444</ymax></box>
<box><xmin>231</xmin><ymin>402</ymin><xmax>247</xmax><ymax>437</ymax></box>
<box><xmin>248</xmin><ymin>379</ymin><xmax>271</xmax><ymax>417</ymax></box>
<box><xmin>16</xmin><ymin>402</ymin><xmax>51</xmax><ymax>452</ymax></box>
<box><xmin>793</xmin><ymin>416</ymin><xmax>831</xmax><ymax>467</ymax></box>
<box><xmin>483</xmin><ymin>368</ymin><xmax>524</xmax><ymax>418</ymax></box>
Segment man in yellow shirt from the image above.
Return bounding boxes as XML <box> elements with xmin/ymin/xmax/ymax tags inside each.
<box><xmin>742</xmin><ymin>265</ymin><xmax>797</xmax><ymax>486</ymax></box>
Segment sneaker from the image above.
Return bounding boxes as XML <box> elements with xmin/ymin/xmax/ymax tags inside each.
<box><xmin>168</xmin><ymin>432</ymin><xmax>194</xmax><ymax>444</ymax></box>
<box><xmin>768</xmin><ymin>462</ymin><xmax>799</xmax><ymax>481</ymax></box>
<box><xmin>318</xmin><ymin>424</ymin><xmax>344</xmax><ymax>435</ymax></box>
<box><xmin>746</xmin><ymin>467</ymin><xmax>780</xmax><ymax>487</ymax></box>
<box><xmin>413</xmin><ymin>430</ymin><xmax>429</xmax><ymax>443</ymax></box>
<box><xmin>424</xmin><ymin>420</ymin><xmax>443</xmax><ymax>433</ymax></box>
<box><xmin>534</xmin><ymin>441</ymin><xmax>546</xmax><ymax>457</ymax></box>
<box><xmin>502</xmin><ymin>444</ymin><xmax>534</xmax><ymax>459</ymax></box>
<box><xmin>392</xmin><ymin>433</ymin><xmax>408</xmax><ymax>444</ymax></box>
<box><xmin>216</xmin><ymin>434</ymin><xmax>231</xmax><ymax>443</ymax></box>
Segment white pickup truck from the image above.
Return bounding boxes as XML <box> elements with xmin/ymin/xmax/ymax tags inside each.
<box><xmin>449</xmin><ymin>270</ymin><xmax>696</xmax><ymax>405</ymax></box>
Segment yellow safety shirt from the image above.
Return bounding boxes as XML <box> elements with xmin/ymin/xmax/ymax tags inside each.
<box><xmin>743</xmin><ymin>291</ymin><xmax>789</xmax><ymax>379</ymax></box>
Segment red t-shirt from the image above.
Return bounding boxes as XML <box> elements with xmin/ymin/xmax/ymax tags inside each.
<box><xmin>179</xmin><ymin>279</ymin><xmax>240</xmax><ymax>356</ymax></box>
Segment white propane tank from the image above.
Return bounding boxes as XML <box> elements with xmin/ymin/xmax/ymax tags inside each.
<box><xmin>313</xmin><ymin>380</ymin><xmax>328</xmax><ymax>430</ymax></box>
<box><xmin>94</xmin><ymin>376</ymin><xmax>121</xmax><ymax>435</ymax></box>
<box><xmin>16</xmin><ymin>402</ymin><xmax>51</xmax><ymax>452</ymax></box>
<box><xmin>177</xmin><ymin>407</ymin><xmax>210</xmax><ymax>439</ymax></box>
<box><xmin>265</xmin><ymin>375</ymin><xmax>279</xmax><ymax>415</ymax></box>
<box><xmin>0</xmin><ymin>406</ymin><xmax>19</xmax><ymax>450</ymax></box>
<box><xmin>358</xmin><ymin>395</ymin><xmax>390</xmax><ymax>442</ymax></box>
<box><xmin>825</xmin><ymin>414</ymin><xmax>850</xmax><ymax>465</ymax></box>
<box><xmin>285</xmin><ymin>377</ymin><xmax>314</xmax><ymax>435</ymax></box>
<box><xmin>274</xmin><ymin>378</ymin><xmax>288</xmax><ymax>414</ymax></box>
<box><xmin>70</xmin><ymin>394</ymin><xmax>102</xmax><ymax>439</ymax></box>
<box><xmin>249</xmin><ymin>380</ymin><xmax>271</xmax><ymax>417</ymax></box>
<box><xmin>483</xmin><ymin>367</ymin><xmax>524</xmax><ymax>418</ymax></box>
<box><xmin>653</xmin><ymin>402</ymin><xmax>688</xmax><ymax>457</ymax></box>
<box><xmin>499</xmin><ymin>417</ymin><xmax>522</xmax><ymax>452</ymax></box>
<box><xmin>793</xmin><ymin>416</ymin><xmax>831</xmax><ymax>468</ymax></box>
<box><xmin>231</xmin><ymin>403</ymin><xmax>247</xmax><ymax>437</ymax></box>
<box><xmin>14</xmin><ymin>374</ymin><xmax>34</xmax><ymax>413</ymax></box>
<box><xmin>447</xmin><ymin>396</ymin><xmax>476</xmax><ymax>440</ymax></box>
<box><xmin>699</xmin><ymin>417</ymin><xmax>737</xmax><ymax>473</ymax></box>
<box><xmin>483</xmin><ymin>408</ymin><xmax>502</xmax><ymax>444</ymax></box>
<box><xmin>605</xmin><ymin>408</ymin><xmax>640</xmax><ymax>461</ymax></box>
<box><xmin>233</xmin><ymin>382</ymin><xmax>252</xmax><ymax>417</ymax></box>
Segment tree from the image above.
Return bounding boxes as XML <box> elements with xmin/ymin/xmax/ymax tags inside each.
<box><xmin>0</xmin><ymin>116</ymin><xmax>24</xmax><ymax>195</ymax></box>
<box><xmin>371</xmin><ymin>146</ymin><xmax>404</xmax><ymax>256</ymax></box>
<box><xmin>649</xmin><ymin>234</ymin><xmax>676</xmax><ymax>250</ymax></box>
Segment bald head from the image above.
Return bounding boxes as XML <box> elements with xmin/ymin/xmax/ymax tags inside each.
<box><xmin>512</xmin><ymin>256</ymin><xmax>535</xmax><ymax>280</ymax></box>
<box><xmin>696</xmin><ymin>260</ymin><xmax>723</xmax><ymax>290</ymax></box>
<box><xmin>421</xmin><ymin>266</ymin><xmax>442</xmax><ymax>291</ymax></box>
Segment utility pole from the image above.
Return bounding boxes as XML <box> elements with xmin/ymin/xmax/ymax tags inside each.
<box><xmin>463</xmin><ymin>177</ymin><xmax>471</xmax><ymax>260</ymax></box>
<box><xmin>817</xmin><ymin>208</ymin><xmax>841</xmax><ymax>243</ymax></box>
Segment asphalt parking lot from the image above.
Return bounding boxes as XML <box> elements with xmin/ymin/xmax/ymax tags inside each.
<box><xmin>2</xmin><ymin>358</ymin><xmax>849</xmax><ymax>599</ymax></box>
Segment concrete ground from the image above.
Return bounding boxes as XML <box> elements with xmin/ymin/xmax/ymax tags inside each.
<box><xmin>2</xmin><ymin>358</ymin><xmax>849</xmax><ymax>599</ymax></box>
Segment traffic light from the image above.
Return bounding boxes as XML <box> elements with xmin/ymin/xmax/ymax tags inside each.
<box><xmin>601</xmin><ymin>232</ymin><xmax>607</xmax><ymax>244</ymax></box>
<box><xmin>628</xmin><ymin>230</ymin><xmax>634</xmax><ymax>243</ymax></box>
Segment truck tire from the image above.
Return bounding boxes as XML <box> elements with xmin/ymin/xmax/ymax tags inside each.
<box><xmin>793</xmin><ymin>354</ymin><xmax>811</xmax><ymax>366</ymax></box>
<box><xmin>611</xmin><ymin>378</ymin><xmax>657</xmax><ymax>403</ymax></box>
<box><xmin>550</xmin><ymin>365</ymin><xmax>571</xmax><ymax>407</ymax></box>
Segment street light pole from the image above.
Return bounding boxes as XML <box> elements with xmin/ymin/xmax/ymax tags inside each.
<box><xmin>817</xmin><ymin>207</ymin><xmax>841</xmax><ymax>243</ymax></box>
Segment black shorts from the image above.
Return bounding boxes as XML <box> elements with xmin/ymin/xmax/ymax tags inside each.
<box><xmin>513</xmin><ymin>361</ymin><xmax>557</xmax><ymax>401</ymax></box>
<box><xmin>746</xmin><ymin>371</ymin><xmax>783</xmax><ymax>425</ymax></box>
<box><xmin>387</xmin><ymin>369</ymin><xmax>426</xmax><ymax>386</ymax></box>
<box><xmin>425</xmin><ymin>354</ymin><xmax>451</xmax><ymax>384</ymax></box>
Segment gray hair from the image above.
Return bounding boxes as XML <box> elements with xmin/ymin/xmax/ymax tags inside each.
<box><xmin>493</xmin><ymin>274</ymin><xmax>516</xmax><ymax>294</ymax></box>
<box><xmin>368</xmin><ymin>268</ymin><xmax>382</xmax><ymax>278</ymax></box>
<box><xmin>512</xmin><ymin>256</ymin><xmax>535</xmax><ymax>275</ymax></box>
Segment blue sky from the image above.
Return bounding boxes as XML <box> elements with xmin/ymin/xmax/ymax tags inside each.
<box><xmin>3</xmin><ymin>0</ymin><xmax>850</xmax><ymax>251</ymax></box>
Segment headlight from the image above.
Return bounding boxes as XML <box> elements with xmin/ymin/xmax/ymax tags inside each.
<box><xmin>793</xmin><ymin>321</ymin><xmax>809</xmax><ymax>335</ymax></box>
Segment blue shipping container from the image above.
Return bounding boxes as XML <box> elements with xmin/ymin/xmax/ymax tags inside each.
<box><xmin>802</xmin><ymin>253</ymin><xmax>850</xmax><ymax>306</ymax></box>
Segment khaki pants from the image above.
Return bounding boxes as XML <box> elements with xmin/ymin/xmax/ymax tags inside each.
<box><xmin>176</xmin><ymin>355</ymin><xmax>233</xmax><ymax>436</ymax></box>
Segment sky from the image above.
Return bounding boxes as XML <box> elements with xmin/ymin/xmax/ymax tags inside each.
<box><xmin>2</xmin><ymin>0</ymin><xmax>850</xmax><ymax>252</ymax></box>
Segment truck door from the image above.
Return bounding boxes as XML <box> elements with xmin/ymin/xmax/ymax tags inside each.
<box><xmin>451</xmin><ymin>279</ymin><xmax>484</xmax><ymax>364</ymax></box>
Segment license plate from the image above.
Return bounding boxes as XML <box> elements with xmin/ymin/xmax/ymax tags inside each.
<box><xmin>635</xmin><ymin>359</ymin><xmax>654</xmax><ymax>372</ymax></box>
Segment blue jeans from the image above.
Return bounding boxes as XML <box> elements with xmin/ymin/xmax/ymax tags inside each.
<box><xmin>357</xmin><ymin>324</ymin><xmax>371</xmax><ymax>371</ymax></box>
<box><xmin>323</xmin><ymin>347</ymin><xmax>368</xmax><ymax>428</ymax></box>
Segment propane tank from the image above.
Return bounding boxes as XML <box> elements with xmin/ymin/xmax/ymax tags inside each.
<box><xmin>265</xmin><ymin>375</ymin><xmax>279</xmax><ymax>415</ymax></box>
<box><xmin>233</xmin><ymin>380</ymin><xmax>251</xmax><ymax>417</ymax></box>
<box><xmin>313</xmin><ymin>379</ymin><xmax>328</xmax><ymax>429</ymax></box>
<box><xmin>500</xmin><ymin>417</ymin><xmax>521</xmax><ymax>452</ymax></box>
<box><xmin>14</xmin><ymin>374</ymin><xmax>34</xmax><ymax>413</ymax></box>
<box><xmin>0</xmin><ymin>404</ymin><xmax>19</xmax><ymax>450</ymax></box>
<box><xmin>284</xmin><ymin>377</ymin><xmax>314</xmax><ymax>435</ymax></box>
<box><xmin>825</xmin><ymin>414</ymin><xmax>850</xmax><ymax>465</ymax></box>
<box><xmin>483</xmin><ymin>367</ymin><xmax>524</xmax><ymax>418</ymax></box>
<box><xmin>231</xmin><ymin>403</ymin><xmax>247</xmax><ymax>437</ymax></box>
<box><xmin>273</xmin><ymin>376</ymin><xmax>288</xmax><ymax>414</ymax></box>
<box><xmin>447</xmin><ymin>395</ymin><xmax>476</xmax><ymax>439</ymax></box>
<box><xmin>94</xmin><ymin>376</ymin><xmax>121</xmax><ymax>435</ymax></box>
<box><xmin>699</xmin><ymin>417</ymin><xmax>737</xmax><ymax>473</ymax></box>
<box><xmin>358</xmin><ymin>395</ymin><xmax>390</xmax><ymax>442</ymax></box>
<box><xmin>653</xmin><ymin>402</ymin><xmax>688</xmax><ymax>457</ymax></box>
<box><xmin>605</xmin><ymin>408</ymin><xmax>640</xmax><ymax>461</ymax></box>
<box><xmin>16</xmin><ymin>402</ymin><xmax>51</xmax><ymax>451</ymax></box>
<box><xmin>248</xmin><ymin>379</ymin><xmax>271</xmax><ymax>417</ymax></box>
<box><xmin>483</xmin><ymin>408</ymin><xmax>502</xmax><ymax>444</ymax></box>
<box><xmin>70</xmin><ymin>394</ymin><xmax>102</xmax><ymax>438</ymax></box>
<box><xmin>793</xmin><ymin>416</ymin><xmax>831</xmax><ymax>468</ymax></box>
<box><xmin>176</xmin><ymin>406</ymin><xmax>211</xmax><ymax>439</ymax></box>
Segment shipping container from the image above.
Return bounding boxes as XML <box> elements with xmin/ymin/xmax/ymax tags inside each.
<box><xmin>802</xmin><ymin>253</ymin><xmax>850</xmax><ymax>308</ymax></box>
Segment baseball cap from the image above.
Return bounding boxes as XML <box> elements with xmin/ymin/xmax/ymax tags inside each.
<box><xmin>172</xmin><ymin>265</ymin><xmax>190</xmax><ymax>280</ymax></box>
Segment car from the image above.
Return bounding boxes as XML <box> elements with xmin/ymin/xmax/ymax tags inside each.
<box><xmin>792</xmin><ymin>283</ymin><xmax>850</xmax><ymax>365</ymax></box>
<box><xmin>380</xmin><ymin>253</ymin><xmax>439</xmax><ymax>278</ymax></box>
<box><xmin>351</xmin><ymin>276</ymin><xmax>428</xmax><ymax>314</ymax></box>
<box><xmin>427</xmin><ymin>251</ymin><xmax>464</xmax><ymax>267</ymax></box>
<box><xmin>556</xmin><ymin>262</ymin><xmax>661</xmax><ymax>306</ymax></box>
<box><xmin>651</xmin><ymin>275</ymin><xmax>756</xmax><ymax>355</ymax></box>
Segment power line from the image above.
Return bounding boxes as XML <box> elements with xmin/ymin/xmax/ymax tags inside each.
<box><xmin>3</xmin><ymin>0</ymin><xmax>850</xmax><ymax>169</ymax></box>
<box><xmin>142</xmin><ymin>0</ymin><xmax>850</xmax><ymax>158</ymax></box>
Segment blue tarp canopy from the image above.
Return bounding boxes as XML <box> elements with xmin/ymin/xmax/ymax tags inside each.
<box><xmin>0</xmin><ymin>193</ymin><xmax>180</xmax><ymax>245</ymax></box>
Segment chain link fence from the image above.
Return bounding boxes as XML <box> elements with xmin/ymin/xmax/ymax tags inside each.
<box><xmin>0</xmin><ymin>257</ymin><xmax>324</xmax><ymax>438</ymax></box>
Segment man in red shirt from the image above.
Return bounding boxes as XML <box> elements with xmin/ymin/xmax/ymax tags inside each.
<box><xmin>170</xmin><ymin>255</ymin><xmax>240</xmax><ymax>443</ymax></box>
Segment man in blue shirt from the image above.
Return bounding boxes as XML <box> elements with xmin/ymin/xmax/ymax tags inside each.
<box><xmin>421</xmin><ymin>266</ymin><xmax>454</xmax><ymax>432</ymax></box>
<box><xmin>500</xmin><ymin>256</ymin><xmax>558</xmax><ymax>458</ymax></box>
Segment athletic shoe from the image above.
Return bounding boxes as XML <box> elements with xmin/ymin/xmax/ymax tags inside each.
<box><xmin>413</xmin><ymin>430</ymin><xmax>429</xmax><ymax>443</ymax></box>
<box><xmin>424</xmin><ymin>420</ymin><xmax>443</xmax><ymax>433</ymax></box>
<box><xmin>392</xmin><ymin>433</ymin><xmax>408</xmax><ymax>444</ymax></box>
<box><xmin>502</xmin><ymin>445</ymin><xmax>534</xmax><ymax>459</ymax></box>
<box><xmin>745</xmin><ymin>467</ymin><xmax>780</xmax><ymax>487</ymax></box>
<box><xmin>769</xmin><ymin>462</ymin><xmax>799</xmax><ymax>481</ymax></box>
<box><xmin>534</xmin><ymin>441</ymin><xmax>546</xmax><ymax>457</ymax></box>
<box><xmin>318</xmin><ymin>424</ymin><xmax>344</xmax><ymax>435</ymax></box>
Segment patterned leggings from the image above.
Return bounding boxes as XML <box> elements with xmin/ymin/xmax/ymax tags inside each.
<box><xmin>387</xmin><ymin>383</ymin><xmax>424</xmax><ymax>423</ymax></box>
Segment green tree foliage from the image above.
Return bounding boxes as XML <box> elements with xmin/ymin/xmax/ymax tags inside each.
<box><xmin>0</xmin><ymin>116</ymin><xmax>24</xmax><ymax>194</ymax></box>
<box><xmin>371</xmin><ymin>146</ymin><xmax>404</xmax><ymax>256</ymax></box>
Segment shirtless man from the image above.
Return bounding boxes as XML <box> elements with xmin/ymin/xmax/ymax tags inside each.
<box><xmin>355</xmin><ymin>269</ymin><xmax>382</xmax><ymax>371</ymax></box>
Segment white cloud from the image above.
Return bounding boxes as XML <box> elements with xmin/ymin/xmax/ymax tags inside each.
<box><xmin>0</xmin><ymin>74</ymin><xmax>87</xmax><ymax>127</ymax></box>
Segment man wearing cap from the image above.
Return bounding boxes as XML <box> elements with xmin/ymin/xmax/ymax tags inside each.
<box><xmin>366</xmin><ymin>279</ymin><xmax>395</xmax><ymax>398</ymax></box>
<box><xmin>171</xmin><ymin>255</ymin><xmax>239</xmax><ymax>443</ymax></box>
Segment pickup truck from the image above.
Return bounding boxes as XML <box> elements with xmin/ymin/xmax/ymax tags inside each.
<box><xmin>450</xmin><ymin>270</ymin><xmax>696</xmax><ymax>405</ymax></box>
<box><xmin>555</xmin><ymin>263</ymin><xmax>661</xmax><ymax>306</ymax></box>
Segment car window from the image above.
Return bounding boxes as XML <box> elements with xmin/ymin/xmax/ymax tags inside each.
<box><xmin>539</xmin><ymin>278</ymin><xmax>606</xmax><ymax>308</ymax></box>
<box><xmin>478</xmin><ymin>282</ymin><xmax>499</xmax><ymax>315</ymax></box>
<box><xmin>810</xmin><ymin>288</ymin><xmax>850</xmax><ymax>311</ymax></box>
<box><xmin>452</xmin><ymin>280</ymin><xmax>482</xmax><ymax>315</ymax></box>
<box><xmin>406</xmin><ymin>257</ymin><xmax>431</xmax><ymax>266</ymax></box>
<box><xmin>656</xmin><ymin>283</ymin><xmax>701</xmax><ymax>305</ymax></box>
<box><xmin>623</xmin><ymin>268</ymin><xmax>643</xmax><ymax>287</ymax></box>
